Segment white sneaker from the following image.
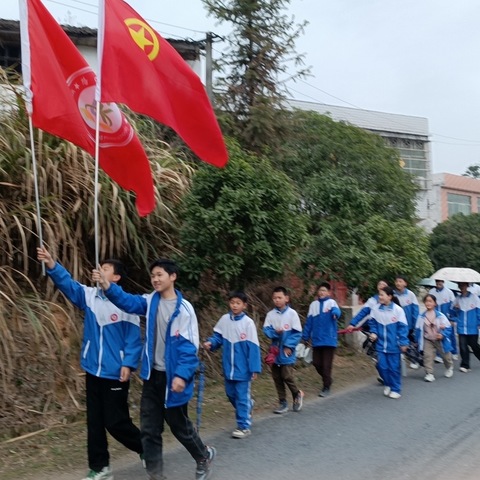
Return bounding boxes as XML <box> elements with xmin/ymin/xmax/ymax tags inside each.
<box><xmin>383</xmin><ymin>387</ymin><xmax>391</xmax><ymax>397</ymax></box>
<box><xmin>409</xmin><ymin>362</ymin><xmax>420</xmax><ymax>370</ymax></box>
<box><xmin>424</xmin><ymin>373</ymin><xmax>435</xmax><ymax>382</ymax></box>
<box><xmin>82</xmin><ymin>466</ymin><xmax>113</xmax><ymax>480</ymax></box>
<box><xmin>452</xmin><ymin>354</ymin><xmax>459</xmax><ymax>360</ymax></box>
<box><xmin>434</xmin><ymin>356</ymin><xmax>444</xmax><ymax>364</ymax></box>
<box><xmin>232</xmin><ymin>428</ymin><xmax>251</xmax><ymax>439</ymax></box>
<box><xmin>459</xmin><ymin>367</ymin><xmax>471</xmax><ymax>373</ymax></box>
<box><xmin>444</xmin><ymin>367</ymin><xmax>454</xmax><ymax>378</ymax></box>
<box><xmin>388</xmin><ymin>392</ymin><xmax>401</xmax><ymax>399</ymax></box>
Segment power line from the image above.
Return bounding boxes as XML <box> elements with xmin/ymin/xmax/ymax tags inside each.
<box><xmin>50</xmin><ymin>0</ymin><xmax>208</xmax><ymax>34</ymax></box>
<box><xmin>47</xmin><ymin>0</ymin><xmax>95</xmax><ymax>15</ymax></box>
<box><xmin>298</xmin><ymin>79</ymin><xmax>360</xmax><ymax>109</ymax></box>
<box><xmin>432</xmin><ymin>133</ymin><xmax>480</xmax><ymax>144</ymax></box>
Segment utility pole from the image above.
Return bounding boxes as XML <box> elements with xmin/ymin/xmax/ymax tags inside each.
<box><xmin>205</xmin><ymin>32</ymin><xmax>214</xmax><ymax>105</ymax></box>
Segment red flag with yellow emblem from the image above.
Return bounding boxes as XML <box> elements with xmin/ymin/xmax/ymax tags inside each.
<box><xmin>19</xmin><ymin>0</ymin><xmax>155</xmax><ymax>216</ymax></box>
<box><xmin>98</xmin><ymin>0</ymin><xmax>228</xmax><ymax>168</ymax></box>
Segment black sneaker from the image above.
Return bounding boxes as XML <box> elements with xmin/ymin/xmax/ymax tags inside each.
<box><xmin>196</xmin><ymin>446</ymin><xmax>216</xmax><ymax>480</ymax></box>
<box><xmin>319</xmin><ymin>387</ymin><xmax>330</xmax><ymax>397</ymax></box>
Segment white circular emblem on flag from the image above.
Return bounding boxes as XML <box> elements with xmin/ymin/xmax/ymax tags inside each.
<box><xmin>66</xmin><ymin>67</ymin><xmax>134</xmax><ymax>148</ymax></box>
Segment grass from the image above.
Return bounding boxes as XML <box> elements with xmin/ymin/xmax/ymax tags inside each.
<box><xmin>0</xmin><ymin>345</ymin><xmax>376</xmax><ymax>480</ymax></box>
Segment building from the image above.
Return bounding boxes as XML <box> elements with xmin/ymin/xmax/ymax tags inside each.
<box><xmin>287</xmin><ymin>99</ymin><xmax>435</xmax><ymax>230</ymax></box>
<box><xmin>0</xmin><ymin>19</ymin><xmax>204</xmax><ymax>75</ymax></box>
<box><xmin>430</xmin><ymin>173</ymin><xmax>480</xmax><ymax>223</ymax></box>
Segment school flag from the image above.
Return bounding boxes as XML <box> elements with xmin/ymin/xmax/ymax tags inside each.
<box><xmin>19</xmin><ymin>0</ymin><xmax>155</xmax><ymax>216</ymax></box>
<box><xmin>98</xmin><ymin>0</ymin><xmax>228</xmax><ymax>168</ymax></box>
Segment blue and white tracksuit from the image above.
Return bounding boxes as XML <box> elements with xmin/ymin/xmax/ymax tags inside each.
<box><xmin>302</xmin><ymin>297</ymin><xmax>342</xmax><ymax>347</ymax></box>
<box><xmin>394</xmin><ymin>288</ymin><xmax>419</xmax><ymax>333</ymax></box>
<box><xmin>47</xmin><ymin>263</ymin><xmax>142</xmax><ymax>379</ymax></box>
<box><xmin>104</xmin><ymin>283</ymin><xmax>200</xmax><ymax>408</ymax></box>
<box><xmin>450</xmin><ymin>292</ymin><xmax>480</xmax><ymax>369</ymax></box>
<box><xmin>263</xmin><ymin>306</ymin><xmax>302</xmax><ymax>365</ymax></box>
<box><xmin>450</xmin><ymin>292</ymin><xmax>480</xmax><ymax>335</ymax></box>
<box><xmin>350</xmin><ymin>295</ymin><xmax>380</xmax><ymax>330</ymax></box>
<box><xmin>429</xmin><ymin>287</ymin><xmax>457</xmax><ymax>353</ymax></box>
<box><xmin>207</xmin><ymin>312</ymin><xmax>261</xmax><ymax>430</ymax></box>
<box><xmin>414</xmin><ymin>310</ymin><xmax>453</xmax><ymax>353</ymax></box>
<box><xmin>370</xmin><ymin>303</ymin><xmax>409</xmax><ymax>394</ymax></box>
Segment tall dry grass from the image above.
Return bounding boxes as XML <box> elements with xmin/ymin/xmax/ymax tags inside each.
<box><xmin>0</xmin><ymin>68</ymin><xmax>194</xmax><ymax>439</ymax></box>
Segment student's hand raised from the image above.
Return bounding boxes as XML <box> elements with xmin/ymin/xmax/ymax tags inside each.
<box><xmin>91</xmin><ymin>267</ymin><xmax>110</xmax><ymax>290</ymax></box>
<box><xmin>36</xmin><ymin>246</ymin><xmax>55</xmax><ymax>270</ymax></box>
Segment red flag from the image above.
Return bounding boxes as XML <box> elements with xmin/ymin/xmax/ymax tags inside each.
<box><xmin>98</xmin><ymin>0</ymin><xmax>228</xmax><ymax>168</ymax></box>
<box><xmin>19</xmin><ymin>0</ymin><xmax>155</xmax><ymax>216</ymax></box>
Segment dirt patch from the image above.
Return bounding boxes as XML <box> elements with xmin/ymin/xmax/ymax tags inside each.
<box><xmin>0</xmin><ymin>345</ymin><xmax>376</xmax><ymax>480</ymax></box>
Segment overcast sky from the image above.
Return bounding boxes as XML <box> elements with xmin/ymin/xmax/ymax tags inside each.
<box><xmin>2</xmin><ymin>0</ymin><xmax>480</xmax><ymax>174</ymax></box>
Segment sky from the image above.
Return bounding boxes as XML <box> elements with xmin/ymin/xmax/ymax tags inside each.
<box><xmin>2</xmin><ymin>0</ymin><xmax>480</xmax><ymax>174</ymax></box>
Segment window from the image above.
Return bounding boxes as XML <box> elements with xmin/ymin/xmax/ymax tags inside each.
<box><xmin>447</xmin><ymin>193</ymin><xmax>471</xmax><ymax>217</ymax></box>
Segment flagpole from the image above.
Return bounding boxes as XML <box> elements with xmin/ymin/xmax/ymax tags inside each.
<box><xmin>94</xmin><ymin>0</ymin><xmax>105</xmax><ymax>274</ymax></box>
<box><xmin>94</xmin><ymin>102</ymin><xmax>101</xmax><ymax>271</ymax></box>
<box><xmin>28</xmin><ymin>115</ymin><xmax>45</xmax><ymax>276</ymax></box>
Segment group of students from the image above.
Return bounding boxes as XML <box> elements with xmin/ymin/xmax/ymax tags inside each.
<box><xmin>347</xmin><ymin>275</ymin><xmax>480</xmax><ymax>399</ymax></box>
<box><xmin>37</xmin><ymin>246</ymin><xmax>480</xmax><ymax>480</ymax></box>
<box><xmin>36</xmin><ymin>247</ymin><xmax>345</xmax><ymax>480</ymax></box>
<box><xmin>37</xmin><ymin>248</ymin><xmax>214</xmax><ymax>480</ymax></box>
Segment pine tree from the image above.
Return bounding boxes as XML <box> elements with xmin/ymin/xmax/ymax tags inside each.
<box><xmin>203</xmin><ymin>0</ymin><xmax>309</xmax><ymax>152</ymax></box>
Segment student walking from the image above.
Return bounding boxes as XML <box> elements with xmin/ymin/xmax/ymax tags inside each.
<box><xmin>350</xmin><ymin>280</ymin><xmax>389</xmax><ymax>330</ymax></box>
<box><xmin>92</xmin><ymin>259</ymin><xmax>215</xmax><ymax>480</ymax></box>
<box><xmin>37</xmin><ymin>247</ymin><xmax>143</xmax><ymax>480</ymax></box>
<box><xmin>368</xmin><ymin>287</ymin><xmax>409</xmax><ymax>399</ymax></box>
<box><xmin>204</xmin><ymin>291</ymin><xmax>261</xmax><ymax>439</ymax></box>
<box><xmin>394</xmin><ymin>275</ymin><xmax>420</xmax><ymax>368</ymax></box>
<box><xmin>415</xmin><ymin>294</ymin><xmax>454</xmax><ymax>382</ymax></box>
<box><xmin>450</xmin><ymin>282</ymin><xmax>480</xmax><ymax>373</ymax></box>
<box><xmin>302</xmin><ymin>282</ymin><xmax>341</xmax><ymax>397</ymax></box>
<box><xmin>429</xmin><ymin>279</ymin><xmax>457</xmax><ymax>360</ymax></box>
<box><xmin>263</xmin><ymin>286</ymin><xmax>304</xmax><ymax>414</ymax></box>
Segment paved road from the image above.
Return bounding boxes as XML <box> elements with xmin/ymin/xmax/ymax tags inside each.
<box><xmin>112</xmin><ymin>364</ymin><xmax>480</xmax><ymax>480</ymax></box>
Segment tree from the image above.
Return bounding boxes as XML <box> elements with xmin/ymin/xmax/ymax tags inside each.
<box><xmin>463</xmin><ymin>164</ymin><xmax>480</xmax><ymax>179</ymax></box>
<box><xmin>430</xmin><ymin>213</ymin><xmax>480</xmax><ymax>272</ymax></box>
<box><xmin>203</xmin><ymin>0</ymin><xmax>309</xmax><ymax>152</ymax></box>
<box><xmin>177</xmin><ymin>140</ymin><xmax>309</xmax><ymax>291</ymax></box>
<box><xmin>276</xmin><ymin>110</ymin><xmax>431</xmax><ymax>293</ymax></box>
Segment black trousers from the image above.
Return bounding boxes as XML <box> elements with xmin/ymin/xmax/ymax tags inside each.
<box><xmin>141</xmin><ymin>369</ymin><xmax>207</xmax><ymax>480</ymax></box>
<box><xmin>86</xmin><ymin>373</ymin><xmax>142</xmax><ymax>472</ymax></box>
<box><xmin>312</xmin><ymin>346</ymin><xmax>336</xmax><ymax>389</ymax></box>
<box><xmin>458</xmin><ymin>334</ymin><xmax>480</xmax><ymax>369</ymax></box>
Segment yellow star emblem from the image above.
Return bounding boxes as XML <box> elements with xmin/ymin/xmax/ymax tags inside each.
<box><xmin>124</xmin><ymin>18</ymin><xmax>160</xmax><ymax>61</ymax></box>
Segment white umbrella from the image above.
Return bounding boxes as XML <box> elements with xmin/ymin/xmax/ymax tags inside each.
<box><xmin>417</xmin><ymin>277</ymin><xmax>459</xmax><ymax>291</ymax></box>
<box><xmin>431</xmin><ymin>267</ymin><xmax>480</xmax><ymax>284</ymax></box>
